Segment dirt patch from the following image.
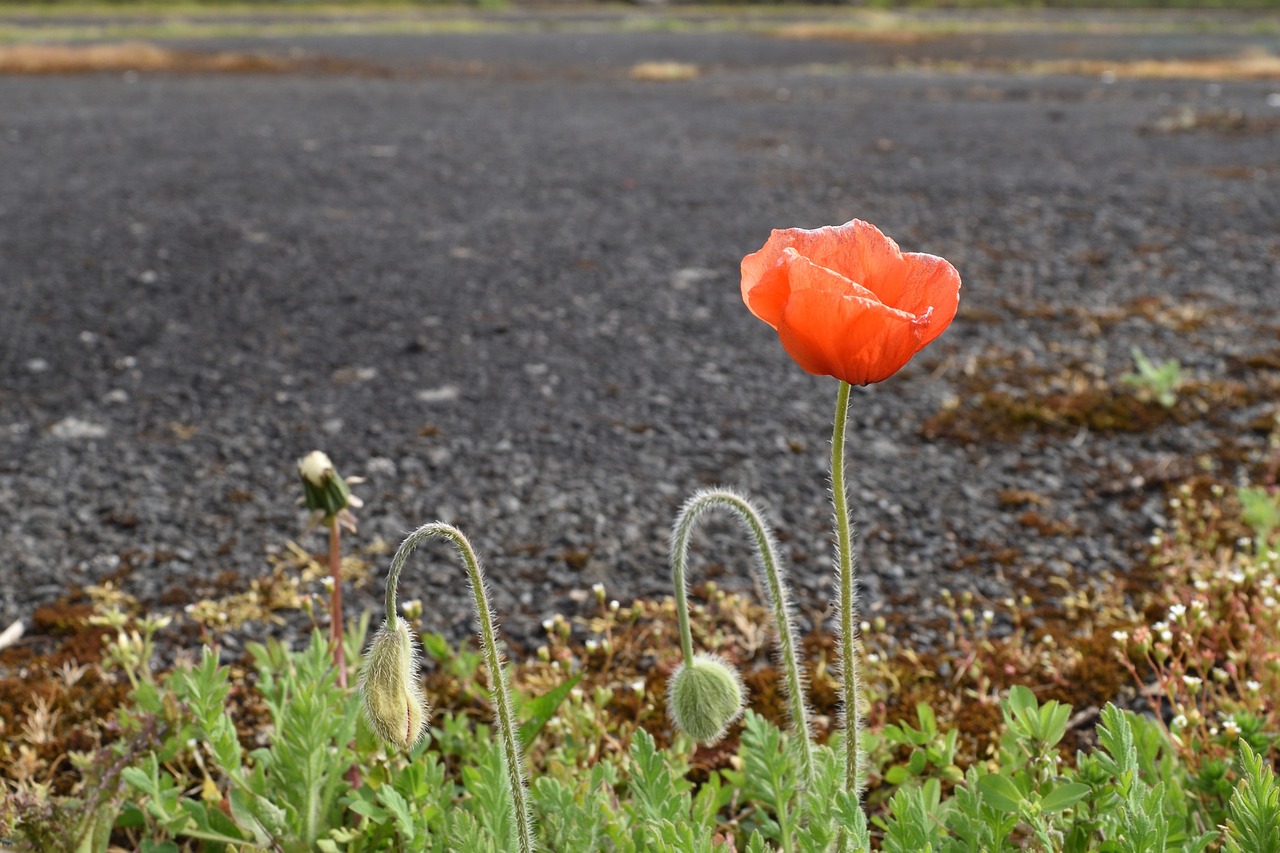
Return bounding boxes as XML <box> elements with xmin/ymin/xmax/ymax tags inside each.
<box><xmin>768</xmin><ymin>23</ymin><xmax>938</xmax><ymax>45</ymax></box>
<box><xmin>1031</xmin><ymin>49</ymin><xmax>1280</xmax><ymax>81</ymax></box>
<box><xmin>0</xmin><ymin>41</ymin><xmax>391</xmax><ymax>76</ymax></box>
<box><xmin>628</xmin><ymin>60</ymin><xmax>701</xmax><ymax>82</ymax></box>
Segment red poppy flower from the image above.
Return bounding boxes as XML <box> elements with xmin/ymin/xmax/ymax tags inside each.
<box><xmin>741</xmin><ymin>220</ymin><xmax>961</xmax><ymax>386</ymax></box>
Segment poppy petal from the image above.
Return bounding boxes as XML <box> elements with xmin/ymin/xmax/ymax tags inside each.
<box><xmin>770</xmin><ymin>255</ymin><xmax>922</xmax><ymax>386</ymax></box>
<box><xmin>741</xmin><ymin>258</ymin><xmax>791</xmax><ymax>329</ymax></box>
<box><xmin>741</xmin><ymin>219</ymin><xmax>960</xmax><ymax>385</ymax></box>
<box><xmin>744</xmin><ymin>221</ymin><xmax>906</xmax><ymax>300</ymax></box>
<box><xmin>898</xmin><ymin>252</ymin><xmax>962</xmax><ymax>347</ymax></box>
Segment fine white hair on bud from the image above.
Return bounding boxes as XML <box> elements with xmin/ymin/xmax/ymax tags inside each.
<box><xmin>668</xmin><ymin>653</ymin><xmax>745</xmax><ymax>744</ymax></box>
<box><xmin>359</xmin><ymin>616</ymin><xmax>429</xmax><ymax>750</ymax></box>
<box><xmin>298</xmin><ymin>450</ymin><xmax>335</xmax><ymax>487</ymax></box>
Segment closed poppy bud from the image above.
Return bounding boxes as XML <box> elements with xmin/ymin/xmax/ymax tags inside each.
<box><xmin>741</xmin><ymin>219</ymin><xmax>961</xmax><ymax>386</ymax></box>
<box><xmin>668</xmin><ymin>654</ymin><xmax>745</xmax><ymax>744</ymax></box>
<box><xmin>359</xmin><ymin>617</ymin><xmax>429</xmax><ymax>750</ymax></box>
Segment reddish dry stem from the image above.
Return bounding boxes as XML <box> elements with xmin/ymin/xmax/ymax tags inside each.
<box><xmin>328</xmin><ymin>521</ymin><xmax>347</xmax><ymax>689</ymax></box>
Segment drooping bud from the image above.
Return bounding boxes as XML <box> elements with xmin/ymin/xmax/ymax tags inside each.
<box><xmin>297</xmin><ymin>450</ymin><xmax>357</xmax><ymax>522</ymax></box>
<box><xmin>668</xmin><ymin>653</ymin><xmax>745</xmax><ymax>744</ymax></box>
<box><xmin>359</xmin><ymin>617</ymin><xmax>429</xmax><ymax>750</ymax></box>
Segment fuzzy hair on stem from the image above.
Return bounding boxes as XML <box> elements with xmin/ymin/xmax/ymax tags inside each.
<box><xmin>379</xmin><ymin>521</ymin><xmax>535</xmax><ymax>853</ymax></box>
<box><xmin>669</xmin><ymin>486</ymin><xmax>817</xmax><ymax>784</ymax></box>
<box><xmin>829</xmin><ymin>380</ymin><xmax>868</xmax><ymax>853</ymax></box>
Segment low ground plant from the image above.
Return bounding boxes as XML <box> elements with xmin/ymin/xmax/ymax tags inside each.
<box><xmin>2</xmin><ymin>219</ymin><xmax>1278</xmax><ymax>850</ymax></box>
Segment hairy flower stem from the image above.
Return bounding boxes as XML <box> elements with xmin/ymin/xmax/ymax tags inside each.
<box><xmin>384</xmin><ymin>523</ymin><xmax>534</xmax><ymax>853</ymax></box>
<box><xmin>831</xmin><ymin>380</ymin><xmax>863</xmax><ymax>801</ymax></box>
<box><xmin>670</xmin><ymin>488</ymin><xmax>816</xmax><ymax>785</ymax></box>
<box><xmin>328</xmin><ymin>521</ymin><xmax>348</xmax><ymax>690</ymax></box>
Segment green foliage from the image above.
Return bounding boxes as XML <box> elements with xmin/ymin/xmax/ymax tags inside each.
<box><xmin>1238</xmin><ymin>485</ymin><xmax>1280</xmax><ymax>555</ymax></box>
<box><xmin>1223</xmin><ymin>741</ymin><xmax>1280</xmax><ymax>853</ymax></box>
<box><xmin>1121</xmin><ymin>346</ymin><xmax>1183</xmax><ymax>408</ymax></box>
<box><xmin>878</xmin><ymin>701</ymin><xmax>964</xmax><ymax>786</ymax></box>
<box><xmin>11</xmin><ymin>625</ymin><xmax>1280</xmax><ymax>852</ymax></box>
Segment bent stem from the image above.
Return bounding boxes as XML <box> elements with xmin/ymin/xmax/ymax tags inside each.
<box><xmin>831</xmin><ymin>380</ymin><xmax>864</xmax><ymax>804</ymax></box>
<box><xmin>328</xmin><ymin>521</ymin><xmax>348</xmax><ymax>689</ymax></box>
<box><xmin>670</xmin><ymin>487</ymin><xmax>816</xmax><ymax>785</ymax></box>
<box><xmin>384</xmin><ymin>522</ymin><xmax>534</xmax><ymax>853</ymax></box>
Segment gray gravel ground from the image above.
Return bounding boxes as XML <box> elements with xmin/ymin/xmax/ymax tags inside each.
<box><xmin>2</xmin><ymin>12</ymin><xmax>1279</xmax><ymax>657</ymax></box>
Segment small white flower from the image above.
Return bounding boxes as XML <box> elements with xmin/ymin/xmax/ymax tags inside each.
<box><xmin>1160</xmin><ymin>629</ymin><xmax>1174</xmax><ymax>643</ymax></box>
<box><xmin>1222</xmin><ymin>716</ymin><xmax>1240</xmax><ymax>736</ymax></box>
<box><xmin>630</xmin><ymin>679</ymin><xmax>645</xmax><ymax>696</ymax></box>
<box><xmin>1171</xmin><ymin>714</ymin><xmax>1188</xmax><ymax>729</ymax></box>
<box><xmin>1112</xmin><ymin>630</ymin><xmax>1130</xmax><ymax>643</ymax></box>
<box><xmin>1228</xmin><ymin>571</ymin><xmax>1247</xmax><ymax>585</ymax></box>
<box><xmin>1247</xmin><ymin>680</ymin><xmax>1262</xmax><ymax>693</ymax></box>
<box><xmin>542</xmin><ymin>618</ymin><xmax>556</xmax><ymax>632</ymax></box>
<box><xmin>982</xmin><ymin>609</ymin><xmax>995</xmax><ymax>623</ymax></box>
<box><xmin>1182</xmin><ymin>675</ymin><xmax>1203</xmax><ymax>692</ymax></box>
<box><xmin>584</xmin><ymin>639</ymin><xmax>599</xmax><ymax>653</ymax></box>
<box><xmin>1169</xmin><ymin>604</ymin><xmax>1187</xmax><ymax>621</ymax></box>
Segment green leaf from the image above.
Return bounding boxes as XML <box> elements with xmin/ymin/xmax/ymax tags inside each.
<box><xmin>628</xmin><ymin>728</ymin><xmax>693</xmax><ymax>826</ymax></box>
<box><xmin>976</xmin><ymin>775</ymin><xmax>1025</xmax><ymax>814</ymax></box>
<box><xmin>1007</xmin><ymin>686</ymin><xmax>1036</xmax><ymax>718</ymax></box>
<box><xmin>420</xmin><ymin>631</ymin><xmax>451</xmax><ymax>662</ymax></box>
<box><xmin>1040</xmin><ymin>782</ymin><xmax>1091</xmax><ymax>814</ymax></box>
<box><xmin>377</xmin><ymin>785</ymin><xmax>417</xmax><ymax>841</ymax></box>
<box><xmin>139</xmin><ymin>842</ymin><xmax>181</xmax><ymax>853</ymax></box>
<box><xmin>885</xmin><ymin>764</ymin><xmax>910</xmax><ymax>786</ymax></box>
<box><xmin>518</xmin><ymin>671</ymin><xmax>583</xmax><ymax>749</ymax></box>
<box><xmin>1224</xmin><ymin>741</ymin><xmax>1280</xmax><ymax>853</ymax></box>
<box><xmin>916</xmin><ymin>702</ymin><xmax>936</xmax><ymax>735</ymax></box>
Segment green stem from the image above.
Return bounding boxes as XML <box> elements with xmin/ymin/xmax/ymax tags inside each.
<box><xmin>670</xmin><ymin>487</ymin><xmax>816</xmax><ymax>785</ymax></box>
<box><xmin>384</xmin><ymin>522</ymin><xmax>534</xmax><ymax>853</ymax></box>
<box><xmin>831</xmin><ymin>380</ymin><xmax>863</xmax><ymax>801</ymax></box>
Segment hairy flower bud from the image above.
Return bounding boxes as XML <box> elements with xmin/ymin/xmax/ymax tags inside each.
<box><xmin>359</xmin><ymin>617</ymin><xmax>428</xmax><ymax>750</ymax></box>
<box><xmin>668</xmin><ymin>654</ymin><xmax>745</xmax><ymax>744</ymax></box>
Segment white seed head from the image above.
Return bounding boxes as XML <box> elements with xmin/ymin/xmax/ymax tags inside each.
<box><xmin>298</xmin><ymin>450</ymin><xmax>335</xmax><ymax>487</ymax></box>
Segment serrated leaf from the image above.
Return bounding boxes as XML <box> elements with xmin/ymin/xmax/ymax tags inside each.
<box><xmin>377</xmin><ymin>784</ymin><xmax>416</xmax><ymax>840</ymax></box>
